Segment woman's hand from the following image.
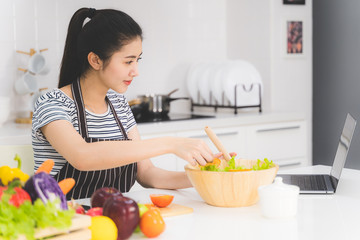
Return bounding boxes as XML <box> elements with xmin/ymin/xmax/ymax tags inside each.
<box><xmin>213</xmin><ymin>152</ymin><xmax>237</xmax><ymax>160</ymax></box>
<box><xmin>172</xmin><ymin>137</ymin><xmax>214</xmax><ymax>166</ymax></box>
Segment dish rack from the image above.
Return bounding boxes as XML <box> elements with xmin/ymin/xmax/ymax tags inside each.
<box><xmin>190</xmin><ymin>83</ymin><xmax>262</xmax><ymax>114</ymax></box>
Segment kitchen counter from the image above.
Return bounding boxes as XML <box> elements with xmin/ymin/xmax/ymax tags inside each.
<box><xmin>115</xmin><ymin>165</ymin><xmax>358</xmax><ymax>240</ymax></box>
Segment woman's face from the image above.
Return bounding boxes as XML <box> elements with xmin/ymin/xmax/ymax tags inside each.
<box><xmin>100</xmin><ymin>37</ymin><xmax>142</xmax><ymax>93</ymax></box>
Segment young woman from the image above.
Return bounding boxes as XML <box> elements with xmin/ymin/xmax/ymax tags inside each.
<box><xmin>32</xmin><ymin>8</ymin><xmax>220</xmax><ymax>200</ymax></box>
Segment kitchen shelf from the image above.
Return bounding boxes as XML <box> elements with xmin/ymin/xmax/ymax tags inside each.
<box><xmin>190</xmin><ymin>83</ymin><xmax>262</xmax><ymax>114</ymax></box>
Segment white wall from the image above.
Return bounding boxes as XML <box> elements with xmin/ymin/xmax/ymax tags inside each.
<box><xmin>0</xmin><ymin>0</ymin><xmax>227</xmax><ymax>118</ymax></box>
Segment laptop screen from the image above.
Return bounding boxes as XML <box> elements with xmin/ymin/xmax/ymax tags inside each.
<box><xmin>330</xmin><ymin>113</ymin><xmax>357</xmax><ymax>181</ymax></box>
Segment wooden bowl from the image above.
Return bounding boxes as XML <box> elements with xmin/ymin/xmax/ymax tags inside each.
<box><xmin>184</xmin><ymin>159</ymin><xmax>279</xmax><ymax>207</ymax></box>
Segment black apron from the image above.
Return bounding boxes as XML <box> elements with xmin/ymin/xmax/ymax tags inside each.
<box><xmin>55</xmin><ymin>79</ymin><xmax>137</xmax><ymax>200</ymax></box>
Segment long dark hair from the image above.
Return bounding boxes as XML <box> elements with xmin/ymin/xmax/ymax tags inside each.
<box><xmin>58</xmin><ymin>8</ymin><xmax>143</xmax><ymax>88</ymax></box>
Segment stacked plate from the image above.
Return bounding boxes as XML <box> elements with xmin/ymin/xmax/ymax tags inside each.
<box><xmin>186</xmin><ymin>60</ymin><xmax>263</xmax><ymax>106</ymax></box>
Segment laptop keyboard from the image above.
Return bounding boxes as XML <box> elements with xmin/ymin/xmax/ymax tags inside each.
<box><xmin>290</xmin><ymin>175</ymin><xmax>327</xmax><ymax>191</ymax></box>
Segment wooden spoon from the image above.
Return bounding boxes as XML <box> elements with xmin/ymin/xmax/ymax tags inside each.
<box><xmin>204</xmin><ymin>126</ymin><xmax>231</xmax><ymax>161</ymax></box>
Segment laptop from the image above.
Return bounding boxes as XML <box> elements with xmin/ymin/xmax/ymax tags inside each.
<box><xmin>278</xmin><ymin>113</ymin><xmax>357</xmax><ymax>194</ymax></box>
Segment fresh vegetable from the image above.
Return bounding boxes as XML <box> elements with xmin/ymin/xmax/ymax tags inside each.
<box><xmin>200</xmin><ymin>158</ymin><xmax>222</xmax><ymax>171</ymax></box>
<box><xmin>200</xmin><ymin>164</ymin><xmax>221</xmax><ymax>172</ymax></box>
<box><xmin>150</xmin><ymin>194</ymin><xmax>174</xmax><ymax>208</ymax></box>
<box><xmin>252</xmin><ymin>158</ymin><xmax>275</xmax><ymax>170</ymax></box>
<box><xmin>0</xmin><ymin>185</ymin><xmax>31</xmax><ymax>207</ymax></box>
<box><xmin>24</xmin><ymin>171</ymin><xmax>68</xmax><ymax>210</ymax></box>
<box><xmin>200</xmin><ymin>156</ymin><xmax>275</xmax><ymax>172</ymax></box>
<box><xmin>140</xmin><ymin>208</ymin><xmax>165</xmax><ymax>238</ymax></box>
<box><xmin>0</xmin><ymin>197</ymin><xmax>74</xmax><ymax>240</ymax></box>
<box><xmin>35</xmin><ymin>159</ymin><xmax>54</xmax><ymax>174</ymax></box>
<box><xmin>58</xmin><ymin>178</ymin><xmax>75</xmax><ymax>195</ymax></box>
<box><xmin>0</xmin><ymin>154</ymin><xmax>29</xmax><ymax>186</ymax></box>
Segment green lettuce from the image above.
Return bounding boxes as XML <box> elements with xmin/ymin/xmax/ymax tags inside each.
<box><xmin>0</xmin><ymin>197</ymin><xmax>74</xmax><ymax>240</ymax></box>
<box><xmin>252</xmin><ymin>158</ymin><xmax>275</xmax><ymax>171</ymax></box>
<box><xmin>200</xmin><ymin>157</ymin><xmax>275</xmax><ymax>172</ymax></box>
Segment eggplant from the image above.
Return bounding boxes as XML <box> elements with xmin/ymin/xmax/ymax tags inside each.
<box><xmin>24</xmin><ymin>172</ymin><xmax>67</xmax><ymax>210</ymax></box>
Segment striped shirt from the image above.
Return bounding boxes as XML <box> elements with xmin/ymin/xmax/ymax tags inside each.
<box><xmin>32</xmin><ymin>88</ymin><xmax>136</xmax><ymax>176</ymax></box>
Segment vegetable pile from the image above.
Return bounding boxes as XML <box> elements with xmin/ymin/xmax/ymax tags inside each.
<box><xmin>200</xmin><ymin>156</ymin><xmax>275</xmax><ymax>172</ymax></box>
<box><xmin>0</xmin><ymin>157</ymin><xmax>75</xmax><ymax>240</ymax></box>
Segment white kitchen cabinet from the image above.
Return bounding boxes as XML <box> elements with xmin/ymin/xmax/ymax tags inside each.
<box><xmin>244</xmin><ymin>121</ymin><xmax>307</xmax><ymax>168</ymax></box>
<box><xmin>140</xmin><ymin>117</ymin><xmax>307</xmax><ymax>171</ymax></box>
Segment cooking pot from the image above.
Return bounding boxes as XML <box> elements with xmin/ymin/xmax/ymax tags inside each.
<box><xmin>131</xmin><ymin>89</ymin><xmax>189</xmax><ymax>116</ymax></box>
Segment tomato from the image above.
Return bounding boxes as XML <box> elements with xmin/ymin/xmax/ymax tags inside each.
<box><xmin>0</xmin><ymin>186</ymin><xmax>31</xmax><ymax>207</ymax></box>
<box><xmin>86</xmin><ymin>207</ymin><xmax>103</xmax><ymax>216</ymax></box>
<box><xmin>150</xmin><ymin>194</ymin><xmax>174</xmax><ymax>208</ymax></box>
<box><xmin>140</xmin><ymin>209</ymin><xmax>165</xmax><ymax>238</ymax></box>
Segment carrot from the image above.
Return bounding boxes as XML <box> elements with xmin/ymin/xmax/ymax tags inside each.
<box><xmin>58</xmin><ymin>178</ymin><xmax>76</xmax><ymax>195</ymax></box>
<box><xmin>212</xmin><ymin>158</ymin><xmax>221</xmax><ymax>167</ymax></box>
<box><xmin>204</xmin><ymin>158</ymin><xmax>222</xmax><ymax>167</ymax></box>
<box><xmin>35</xmin><ymin>159</ymin><xmax>54</xmax><ymax>174</ymax></box>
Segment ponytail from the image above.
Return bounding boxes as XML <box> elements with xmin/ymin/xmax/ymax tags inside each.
<box><xmin>58</xmin><ymin>8</ymin><xmax>143</xmax><ymax>88</ymax></box>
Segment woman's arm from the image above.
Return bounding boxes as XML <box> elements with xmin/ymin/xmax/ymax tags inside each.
<box><xmin>41</xmin><ymin>120</ymin><xmax>213</xmax><ymax>171</ymax></box>
<box><xmin>128</xmin><ymin>127</ymin><xmax>192</xmax><ymax>189</ymax></box>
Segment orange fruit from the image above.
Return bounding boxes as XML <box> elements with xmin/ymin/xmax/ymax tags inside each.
<box><xmin>150</xmin><ymin>194</ymin><xmax>174</xmax><ymax>208</ymax></box>
<box><xmin>140</xmin><ymin>209</ymin><xmax>165</xmax><ymax>238</ymax></box>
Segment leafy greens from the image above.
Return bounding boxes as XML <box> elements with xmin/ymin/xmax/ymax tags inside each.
<box><xmin>200</xmin><ymin>157</ymin><xmax>275</xmax><ymax>172</ymax></box>
<box><xmin>0</xmin><ymin>197</ymin><xmax>74</xmax><ymax>240</ymax></box>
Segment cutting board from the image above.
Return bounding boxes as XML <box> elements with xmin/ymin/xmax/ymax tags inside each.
<box><xmin>151</xmin><ymin>203</ymin><xmax>194</xmax><ymax>217</ymax></box>
<box><xmin>16</xmin><ymin>214</ymin><xmax>91</xmax><ymax>240</ymax></box>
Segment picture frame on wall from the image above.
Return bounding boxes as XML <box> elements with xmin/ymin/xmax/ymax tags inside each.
<box><xmin>284</xmin><ymin>18</ymin><xmax>305</xmax><ymax>57</ymax></box>
<box><xmin>283</xmin><ymin>0</ymin><xmax>305</xmax><ymax>5</ymax></box>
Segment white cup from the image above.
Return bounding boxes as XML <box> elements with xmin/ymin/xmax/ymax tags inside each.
<box><xmin>0</xmin><ymin>96</ymin><xmax>10</xmax><ymax>126</ymax></box>
<box><xmin>28</xmin><ymin>52</ymin><xmax>49</xmax><ymax>75</ymax></box>
<box><xmin>15</xmin><ymin>72</ymin><xmax>38</xmax><ymax>95</ymax></box>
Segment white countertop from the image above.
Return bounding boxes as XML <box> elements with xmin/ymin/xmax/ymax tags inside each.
<box><xmin>0</xmin><ymin>111</ymin><xmax>305</xmax><ymax>144</ymax></box>
<box><xmin>116</xmin><ymin>165</ymin><xmax>359</xmax><ymax>240</ymax></box>
<box><xmin>0</xmin><ymin>122</ymin><xmax>32</xmax><ymax>145</ymax></box>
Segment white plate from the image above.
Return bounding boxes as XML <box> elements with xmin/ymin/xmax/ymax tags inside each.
<box><xmin>186</xmin><ymin>63</ymin><xmax>208</xmax><ymax>103</ymax></box>
<box><xmin>197</xmin><ymin>63</ymin><xmax>216</xmax><ymax>105</ymax></box>
<box><xmin>209</xmin><ymin>61</ymin><xmax>230</xmax><ymax>105</ymax></box>
<box><xmin>223</xmin><ymin>60</ymin><xmax>263</xmax><ymax>106</ymax></box>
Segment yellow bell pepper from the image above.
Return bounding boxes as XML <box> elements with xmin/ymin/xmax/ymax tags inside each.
<box><xmin>0</xmin><ymin>154</ymin><xmax>29</xmax><ymax>186</ymax></box>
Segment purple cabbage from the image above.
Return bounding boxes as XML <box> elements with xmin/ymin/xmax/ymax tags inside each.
<box><xmin>24</xmin><ymin>172</ymin><xmax>68</xmax><ymax>210</ymax></box>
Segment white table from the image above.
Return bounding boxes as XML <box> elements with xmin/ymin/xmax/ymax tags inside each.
<box><xmin>117</xmin><ymin>165</ymin><xmax>360</xmax><ymax>240</ymax></box>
